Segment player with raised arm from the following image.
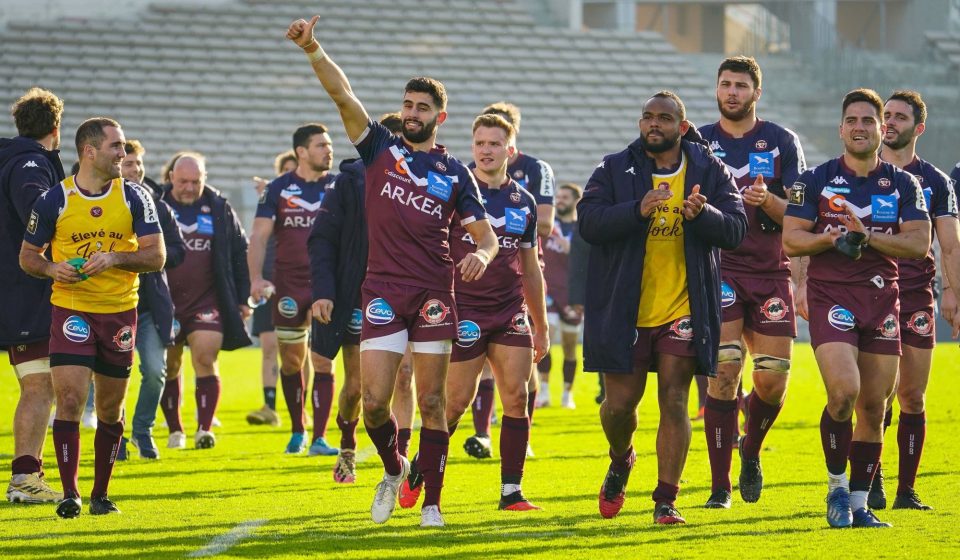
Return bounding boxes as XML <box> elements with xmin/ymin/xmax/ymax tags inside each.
<box><xmin>287</xmin><ymin>15</ymin><xmax>498</xmax><ymax>527</ymax></box>
<box><xmin>783</xmin><ymin>89</ymin><xmax>930</xmax><ymax>529</ymax></box>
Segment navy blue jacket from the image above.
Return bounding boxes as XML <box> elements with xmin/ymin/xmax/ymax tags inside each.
<box><xmin>137</xmin><ymin>178</ymin><xmax>185</xmax><ymax>346</ymax></box>
<box><xmin>578</xmin><ymin>137</ymin><xmax>747</xmax><ymax>375</ymax></box>
<box><xmin>308</xmin><ymin>158</ymin><xmax>366</xmax><ymax>359</ymax></box>
<box><xmin>0</xmin><ymin>136</ymin><xmax>64</xmax><ymax>347</ymax></box>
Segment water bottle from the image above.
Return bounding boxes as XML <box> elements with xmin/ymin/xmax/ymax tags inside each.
<box><xmin>247</xmin><ymin>285</ymin><xmax>275</xmax><ymax>308</ymax></box>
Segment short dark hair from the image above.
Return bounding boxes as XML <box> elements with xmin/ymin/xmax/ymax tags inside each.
<box><xmin>11</xmin><ymin>87</ymin><xmax>64</xmax><ymax>140</ymax></box>
<box><xmin>405</xmin><ymin>77</ymin><xmax>447</xmax><ymax>111</ymax></box>
<box><xmin>75</xmin><ymin>117</ymin><xmax>121</xmax><ymax>157</ymax></box>
<box><xmin>559</xmin><ymin>182</ymin><xmax>583</xmax><ymax>200</ymax></box>
<box><xmin>648</xmin><ymin>91</ymin><xmax>686</xmax><ymax>121</ymax></box>
<box><xmin>842</xmin><ymin>88</ymin><xmax>883</xmax><ymax>119</ymax></box>
<box><xmin>717</xmin><ymin>55</ymin><xmax>762</xmax><ymax>88</ymax></box>
<box><xmin>273</xmin><ymin>149</ymin><xmax>297</xmax><ymax>175</ymax></box>
<box><xmin>887</xmin><ymin>90</ymin><xmax>927</xmax><ymax>125</ymax></box>
<box><xmin>472</xmin><ymin>113</ymin><xmax>516</xmax><ymax>143</ymax></box>
<box><xmin>293</xmin><ymin>123</ymin><xmax>328</xmax><ymax>151</ymax></box>
<box><xmin>482</xmin><ymin>102</ymin><xmax>522</xmax><ymax>132</ymax></box>
<box><xmin>124</xmin><ymin>139</ymin><xmax>145</xmax><ymax>156</ymax></box>
<box><xmin>379</xmin><ymin>112</ymin><xmax>403</xmax><ymax>134</ymax></box>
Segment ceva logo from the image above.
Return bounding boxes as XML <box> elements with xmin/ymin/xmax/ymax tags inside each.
<box><xmin>828</xmin><ymin>305</ymin><xmax>855</xmax><ymax>331</ymax></box>
<box><xmin>456</xmin><ymin>320</ymin><xmax>481</xmax><ymax>348</ymax></box>
<box><xmin>365</xmin><ymin>298</ymin><xmax>395</xmax><ymax>325</ymax></box>
<box><xmin>347</xmin><ymin>308</ymin><xmax>363</xmax><ymax>334</ymax></box>
<box><xmin>277</xmin><ymin>297</ymin><xmax>298</xmax><ymax>319</ymax></box>
<box><xmin>63</xmin><ymin>315</ymin><xmax>91</xmax><ymax>343</ymax></box>
<box><xmin>720</xmin><ymin>282</ymin><xmax>736</xmax><ymax>308</ymax></box>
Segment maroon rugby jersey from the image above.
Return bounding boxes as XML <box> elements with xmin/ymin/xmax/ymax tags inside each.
<box><xmin>450</xmin><ymin>178</ymin><xmax>537</xmax><ymax>308</ymax></box>
<box><xmin>354</xmin><ymin>121</ymin><xmax>486</xmax><ymax>291</ymax></box>
<box><xmin>163</xmin><ymin>193</ymin><xmax>217</xmax><ymax>315</ymax></box>
<box><xmin>896</xmin><ymin>157</ymin><xmax>957</xmax><ymax>292</ymax></box>
<box><xmin>542</xmin><ymin>220</ymin><xmax>574</xmax><ymax>306</ymax></box>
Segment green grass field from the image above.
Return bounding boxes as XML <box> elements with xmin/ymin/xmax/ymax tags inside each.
<box><xmin>1</xmin><ymin>343</ymin><xmax>958</xmax><ymax>559</ymax></box>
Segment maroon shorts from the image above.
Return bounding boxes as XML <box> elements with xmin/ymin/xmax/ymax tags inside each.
<box><xmin>173</xmin><ymin>306</ymin><xmax>223</xmax><ymax>344</ymax></box>
<box><xmin>361</xmin><ymin>279</ymin><xmax>457</xmax><ymax>342</ymax></box>
<box><xmin>720</xmin><ymin>275</ymin><xmax>797</xmax><ymax>337</ymax></box>
<box><xmin>547</xmin><ymin>295</ymin><xmax>583</xmax><ymax>326</ymax></box>
<box><xmin>49</xmin><ymin>305</ymin><xmax>137</xmax><ymax>378</ymax></box>
<box><xmin>620</xmin><ymin>316</ymin><xmax>697</xmax><ymax>374</ymax></box>
<box><xmin>451</xmin><ymin>298</ymin><xmax>532</xmax><ymax>362</ymax></box>
<box><xmin>272</xmin><ymin>272</ymin><xmax>312</xmax><ymax>329</ymax></box>
<box><xmin>899</xmin><ymin>283</ymin><xmax>935</xmax><ymax>350</ymax></box>
<box><xmin>807</xmin><ymin>279</ymin><xmax>900</xmax><ymax>355</ymax></box>
<box><xmin>7</xmin><ymin>339</ymin><xmax>49</xmax><ymax>365</ymax></box>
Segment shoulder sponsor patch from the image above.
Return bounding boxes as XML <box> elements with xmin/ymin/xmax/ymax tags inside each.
<box><xmin>788</xmin><ymin>182</ymin><xmax>805</xmax><ymax>206</ymax></box>
<box><xmin>537</xmin><ymin>161</ymin><xmax>555</xmax><ymax>197</ymax></box>
<box><xmin>130</xmin><ymin>183</ymin><xmax>159</xmax><ymax>224</ymax></box>
<box><xmin>504</xmin><ymin>207</ymin><xmax>528</xmax><ymax>235</ymax></box>
<box><xmin>27</xmin><ymin>210</ymin><xmax>39</xmax><ymax>235</ymax></box>
<box><xmin>426</xmin><ymin>172</ymin><xmax>453</xmax><ymax>202</ymax></box>
<box><xmin>197</xmin><ymin>214</ymin><xmax>214</xmax><ymax>235</ymax></box>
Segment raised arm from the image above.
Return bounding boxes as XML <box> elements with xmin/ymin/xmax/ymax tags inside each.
<box><xmin>287</xmin><ymin>16</ymin><xmax>370</xmax><ymax>142</ymax></box>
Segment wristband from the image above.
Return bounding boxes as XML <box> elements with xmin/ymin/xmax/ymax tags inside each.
<box><xmin>304</xmin><ymin>41</ymin><xmax>327</xmax><ymax>63</ymax></box>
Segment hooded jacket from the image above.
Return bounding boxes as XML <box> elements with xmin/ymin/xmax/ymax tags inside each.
<box><xmin>137</xmin><ymin>178</ymin><xmax>186</xmax><ymax>346</ymax></box>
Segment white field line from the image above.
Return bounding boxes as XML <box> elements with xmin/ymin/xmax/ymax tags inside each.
<box><xmin>188</xmin><ymin>519</ymin><xmax>268</xmax><ymax>558</ymax></box>
<box><xmin>354</xmin><ymin>443</ymin><xmax>378</xmax><ymax>463</ymax></box>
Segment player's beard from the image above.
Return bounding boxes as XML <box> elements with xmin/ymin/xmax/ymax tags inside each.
<box><xmin>717</xmin><ymin>97</ymin><xmax>755</xmax><ymax>122</ymax></box>
<box><xmin>556</xmin><ymin>203</ymin><xmax>574</xmax><ymax>217</ymax></box>
<box><xmin>882</xmin><ymin>127</ymin><xmax>914</xmax><ymax>151</ymax></box>
<box><xmin>402</xmin><ymin>116</ymin><xmax>438</xmax><ymax>144</ymax></box>
<box><xmin>640</xmin><ymin>129</ymin><xmax>681</xmax><ymax>154</ymax></box>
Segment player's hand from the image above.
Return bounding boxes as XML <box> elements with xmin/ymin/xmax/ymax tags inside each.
<box><xmin>795</xmin><ymin>281</ymin><xmax>809</xmax><ymax>321</ymax></box>
<box><xmin>458</xmin><ymin>252</ymin><xmax>489</xmax><ymax>282</ymax></box>
<box><xmin>253</xmin><ymin>176</ymin><xmax>268</xmax><ymax>196</ymax></box>
<box><xmin>532</xmin><ymin>328</ymin><xmax>550</xmax><ymax>364</ymax></box>
<box><xmin>682</xmin><ymin>185</ymin><xmax>707</xmax><ymax>220</ymax></box>
<box><xmin>48</xmin><ymin>261</ymin><xmax>84</xmax><ymax>284</ymax></box>
<box><xmin>562</xmin><ymin>305</ymin><xmax>582</xmax><ymax>323</ymax></box>
<box><xmin>238</xmin><ymin>304</ymin><xmax>252</xmax><ymax>321</ymax></box>
<box><xmin>638</xmin><ymin>185</ymin><xmax>672</xmax><ymax>218</ymax></box>
<box><xmin>286</xmin><ymin>15</ymin><xmax>319</xmax><ymax>49</ymax></box>
<box><xmin>742</xmin><ymin>175</ymin><xmax>768</xmax><ymax>208</ymax></box>
<box><xmin>942</xmin><ymin>288</ymin><xmax>958</xmax><ymax>325</ymax></box>
<box><xmin>250</xmin><ymin>279</ymin><xmax>276</xmax><ymax>302</ymax></box>
<box><xmin>838</xmin><ymin>202</ymin><xmax>867</xmax><ymax>234</ymax></box>
<box><xmin>950</xmin><ymin>311</ymin><xmax>960</xmax><ymax>340</ymax></box>
<box><xmin>81</xmin><ymin>251</ymin><xmax>116</xmax><ymax>276</ymax></box>
<box><xmin>312</xmin><ymin>299</ymin><xmax>334</xmax><ymax>324</ymax></box>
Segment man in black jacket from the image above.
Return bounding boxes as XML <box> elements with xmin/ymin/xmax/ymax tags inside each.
<box><xmin>161</xmin><ymin>153</ymin><xmax>251</xmax><ymax>450</ymax></box>
<box><xmin>578</xmin><ymin>92</ymin><xmax>746</xmax><ymax>525</ymax></box>
<box><xmin>0</xmin><ymin>88</ymin><xmax>65</xmax><ymax>503</ymax></box>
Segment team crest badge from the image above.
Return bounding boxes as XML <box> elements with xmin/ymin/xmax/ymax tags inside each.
<box><xmin>878</xmin><ymin>178</ymin><xmax>891</xmax><ymax>188</ymax></box>
<box><xmin>113</xmin><ymin>326</ymin><xmax>135</xmax><ymax>352</ymax></box>
<box><xmin>90</xmin><ymin>206</ymin><xmax>103</xmax><ymax>218</ymax></box>
<box><xmin>906</xmin><ymin>311</ymin><xmax>932</xmax><ymax>336</ymax></box>
<box><xmin>880</xmin><ymin>314</ymin><xmax>899</xmax><ymax>338</ymax></box>
<box><xmin>434</xmin><ymin>161</ymin><xmax>447</xmax><ymax>173</ymax></box>
<box><xmin>510</xmin><ymin>191</ymin><xmax>521</xmax><ymax>203</ymax></box>
<box><xmin>762</xmin><ymin>298</ymin><xmax>788</xmax><ymax>321</ymax></box>
<box><xmin>669</xmin><ymin>317</ymin><xmax>693</xmax><ymax>339</ymax></box>
<box><xmin>754</xmin><ymin>139</ymin><xmax>768</xmax><ymax>150</ymax></box>
<box><xmin>510</xmin><ymin>313</ymin><xmax>530</xmax><ymax>335</ymax></box>
<box><xmin>420</xmin><ymin>299</ymin><xmax>451</xmax><ymax>325</ymax></box>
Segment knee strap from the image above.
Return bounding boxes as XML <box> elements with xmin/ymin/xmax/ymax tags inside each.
<box><xmin>753</xmin><ymin>353</ymin><xmax>790</xmax><ymax>374</ymax></box>
<box><xmin>718</xmin><ymin>341</ymin><xmax>743</xmax><ymax>365</ymax></box>
<box><xmin>276</xmin><ymin>327</ymin><xmax>309</xmax><ymax>344</ymax></box>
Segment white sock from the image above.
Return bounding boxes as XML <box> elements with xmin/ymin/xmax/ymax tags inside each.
<box><xmin>828</xmin><ymin>472</ymin><xmax>848</xmax><ymax>491</ymax></box>
<box><xmin>502</xmin><ymin>483</ymin><xmax>522</xmax><ymax>496</ymax></box>
<box><xmin>850</xmin><ymin>490</ymin><xmax>868</xmax><ymax>511</ymax></box>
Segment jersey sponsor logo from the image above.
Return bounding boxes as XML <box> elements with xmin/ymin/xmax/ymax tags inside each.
<box><xmin>281</xmin><ymin>185</ymin><xmax>302</xmax><ymax>197</ymax></box>
<box><xmin>282</xmin><ymin>215</ymin><xmax>315</xmax><ymax>228</ymax></box>
<box><xmin>829</xmin><ymin>176</ymin><xmax>849</xmax><ymax>185</ymax></box>
<box><xmin>22</xmin><ymin>160</ymin><xmax>39</xmax><ymax>168</ymax></box>
<box><xmin>419</xmin><ymin>299</ymin><xmax>451</xmax><ymax>325</ymax></box>
<box><xmin>828</xmin><ymin>194</ymin><xmax>846</xmax><ymax>212</ymax></box>
<box><xmin>510</xmin><ymin>312</ymin><xmax>530</xmax><ymax>335</ymax></box>
<box><xmin>380</xmin><ymin>182</ymin><xmax>444</xmax><ymax>219</ymax></box>
<box><xmin>824</xmin><ymin>186</ymin><xmax>850</xmax><ymax>194</ymax></box>
<box><xmin>426</xmin><ymin>172</ymin><xmax>453</xmax><ymax>202</ymax></box>
<box><xmin>538</xmin><ymin>161</ymin><xmax>555</xmax><ymax>197</ymax></box>
<box><xmin>27</xmin><ymin>210</ymin><xmax>38</xmax><ymax>235</ymax></box>
<box><xmin>709</xmin><ymin>140</ymin><xmax>725</xmax><ymax>158</ymax></box>
<box><xmin>90</xmin><ymin>206</ymin><xmax>103</xmax><ymax>218</ymax></box>
<box><xmin>947</xmin><ymin>180</ymin><xmax>958</xmax><ymax>215</ymax></box>
<box><xmin>197</xmin><ymin>214</ymin><xmax>214</xmax><ymax>235</ymax></box>
<box><xmin>880</xmin><ymin>314</ymin><xmax>899</xmax><ymax>338</ymax></box>
<box><xmin>63</xmin><ymin>315</ymin><xmax>91</xmax><ymax>343</ymax></box>
<box><xmin>754</xmin><ymin>139</ymin><xmax>768</xmax><ymax>150</ymax></box>
<box><xmin>788</xmin><ymin>182</ymin><xmax>805</xmax><ymax>206</ymax></box>
<box><xmin>720</xmin><ymin>282</ymin><xmax>736</xmax><ymax>308</ymax></box>
<box><xmin>907</xmin><ymin>311</ymin><xmax>933</xmax><ymax>336</ymax></box>
<box><xmin>258</xmin><ymin>189</ymin><xmax>267</xmax><ymax>204</ymax></box>
<box><xmin>277</xmin><ymin>296</ymin><xmax>298</xmax><ymax>319</ymax></box>
<box><xmin>347</xmin><ymin>308</ymin><xmax>363</xmax><ymax>334</ymax></box>
<box><xmin>113</xmin><ymin>325</ymin><xmax>135</xmax><ymax>352</ymax></box>
<box><xmin>172</xmin><ymin>318</ymin><xmax>181</xmax><ymax>338</ymax></box>
<box><xmin>914</xmin><ymin>181</ymin><xmax>927</xmax><ymax>212</ymax></box>
<box><xmin>365</xmin><ymin>298</ymin><xmax>395</xmax><ymax>325</ymax></box>
<box><xmin>669</xmin><ymin>317</ymin><xmax>693</xmax><ymax>340</ymax></box>
<box><xmin>871</xmin><ymin>195</ymin><xmax>898</xmax><ymax>223</ymax></box>
<box><xmin>762</xmin><ymin>298</ymin><xmax>788</xmax><ymax>322</ymax></box>
<box><xmin>510</xmin><ymin>191</ymin><xmax>521</xmax><ymax>204</ymax></box>
<box><xmin>827</xmin><ymin>305</ymin><xmax>855</xmax><ymax>331</ymax></box>
<box><xmin>456</xmin><ymin>320</ymin><xmax>481</xmax><ymax>347</ymax></box>
<box><xmin>185</xmin><ymin>237</ymin><xmax>212</xmax><ymax>251</ymax></box>
<box><xmin>749</xmin><ymin>152</ymin><xmax>774</xmax><ymax>177</ymax></box>
<box><xmin>131</xmin><ymin>183</ymin><xmax>159</xmax><ymax>224</ymax></box>
<box><xmin>504</xmin><ymin>207</ymin><xmax>528</xmax><ymax>235</ymax></box>
<box><xmin>922</xmin><ymin>188</ymin><xmax>932</xmax><ymax>212</ymax></box>
<box><xmin>625</xmin><ymin>166</ymin><xmax>636</xmax><ymax>175</ymax></box>
<box><xmin>196</xmin><ymin>308</ymin><xmax>220</xmax><ymax>323</ymax></box>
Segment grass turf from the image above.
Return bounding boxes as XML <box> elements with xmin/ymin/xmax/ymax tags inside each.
<box><xmin>0</xmin><ymin>343</ymin><xmax>958</xmax><ymax>558</ymax></box>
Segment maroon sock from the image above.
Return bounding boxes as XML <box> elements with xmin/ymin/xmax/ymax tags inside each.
<box><xmin>336</xmin><ymin>413</ymin><xmax>359</xmax><ymax>450</ymax></box>
<box><xmin>704</xmin><ymin>395</ymin><xmax>738</xmax><ymax>492</ymax></box>
<box><xmin>280</xmin><ymin>371</ymin><xmax>305</xmax><ymax>433</ymax></box>
<box><xmin>160</xmin><ymin>377</ymin><xmax>183</xmax><ymax>433</ymax></box>
<box><xmin>311</xmin><ymin>373</ymin><xmax>335</xmax><ymax>441</ymax></box>
<box><xmin>366</xmin><ymin>416</ymin><xmax>402</xmax><ymax>476</ymax></box>
<box><xmin>472</xmin><ymin>379</ymin><xmax>495</xmax><ymax>436</ymax></box>
<box><xmin>820</xmin><ymin>407</ymin><xmax>852</xmax><ymax>475</ymax></box>
<box><xmin>418</xmin><ymin>428</ymin><xmax>450</xmax><ymax>509</ymax></box>
<box><xmin>195</xmin><ymin>376</ymin><xmax>220</xmax><ymax>432</ymax></box>
<box><xmin>91</xmin><ymin>420</ymin><xmax>124</xmax><ymax>498</ymax></box>
<box><xmin>883</xmin><ymin>407</ymin><xmax>893</xmax><ymax>433</ymax></box>
<box><xmin>11</xmin><ymin>455</ymin><xmax>41</xmax><ymax>476</ymax></box>
<box><xmin>849</xmin><ymin>441</ymin><xmax>882</xmax><ymax>492</ymax></box>
<box><xmin>537</xmin><ymin>352</ymin><xmax>552</xmax><ymax>376</ymax></box>
<box><xmin>397</xmin><ymin>428</ymin><xmax>412</xmax><ymax>458</ymax></box>
<box><xmin>652</xmin><ymin>479</ymin><xmax>680</xmax><ymax>504</ymax></box>
<box><xmin>741</xmin><ymin>390</ymin><xmax>783</xmax><ymax>460</ymax></box>
<box><xmin>500</xmin><ymin>415</ymin><xmax>530</xmax><ymax>485</ymax></box>
<box><xmin>609</xmin><ymin>445</ymin><xmax>635</xmax><ymax>474</ymax></box>
<box><xmin>52</xmin><ymin>420</ymin><xmax>80</xmax><ymax>498</ymax></box>
<box><xmin>527</xmin><ymin>390</ymin><xmax>537</xmax><ymax>423</ymax></box>
<box><xmin>896</xmin><ymin>412</ymin><xmax>926</xmax><ymax>494</ymax></box>
<box><xmin>562</xmin><ymin>359</ymin><xmax>577</xmax><ymax>385</ymax></box>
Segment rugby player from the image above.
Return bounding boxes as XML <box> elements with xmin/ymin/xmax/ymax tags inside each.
<box><xmin>288</xmin><ymin>15</ymin><xmax>498</xmax><ymax>527</ymax></box>
<box><xmin>579</xmin><ymin>92</ymin><xmax>746</xmax><ymax>524</ymax></box>
<box><xmin>697</xmin><ymin>56</ymin><xmax>807</xmax><ymax>508</ymax></box>
<box><xmin>20</xmin><ymin>117</ymin><xmax>165</xmax><ymax>517</ymax></box>
<box><xmin>871</xmin><ymin>90</ymin><xmax>960</xmax><ymax>511</ymax></box>
<box><xmin>162</xmin><ymin>153</ymin><xmax>251</xmax><ymax>450</ymax></box>
<box><xmin>783</xmin><ymin>88</ymin><xmax>930</xmax><ymax>529</ymax></box>
<box><xmin>249</xmin><ymin>124</ymin><xmax>339</xmax><ymax>455</ymax></box>
<box><xmin>1</xmin><ymin>88</ymin><xmax>64</xmax><ymax>503</ymax></box>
